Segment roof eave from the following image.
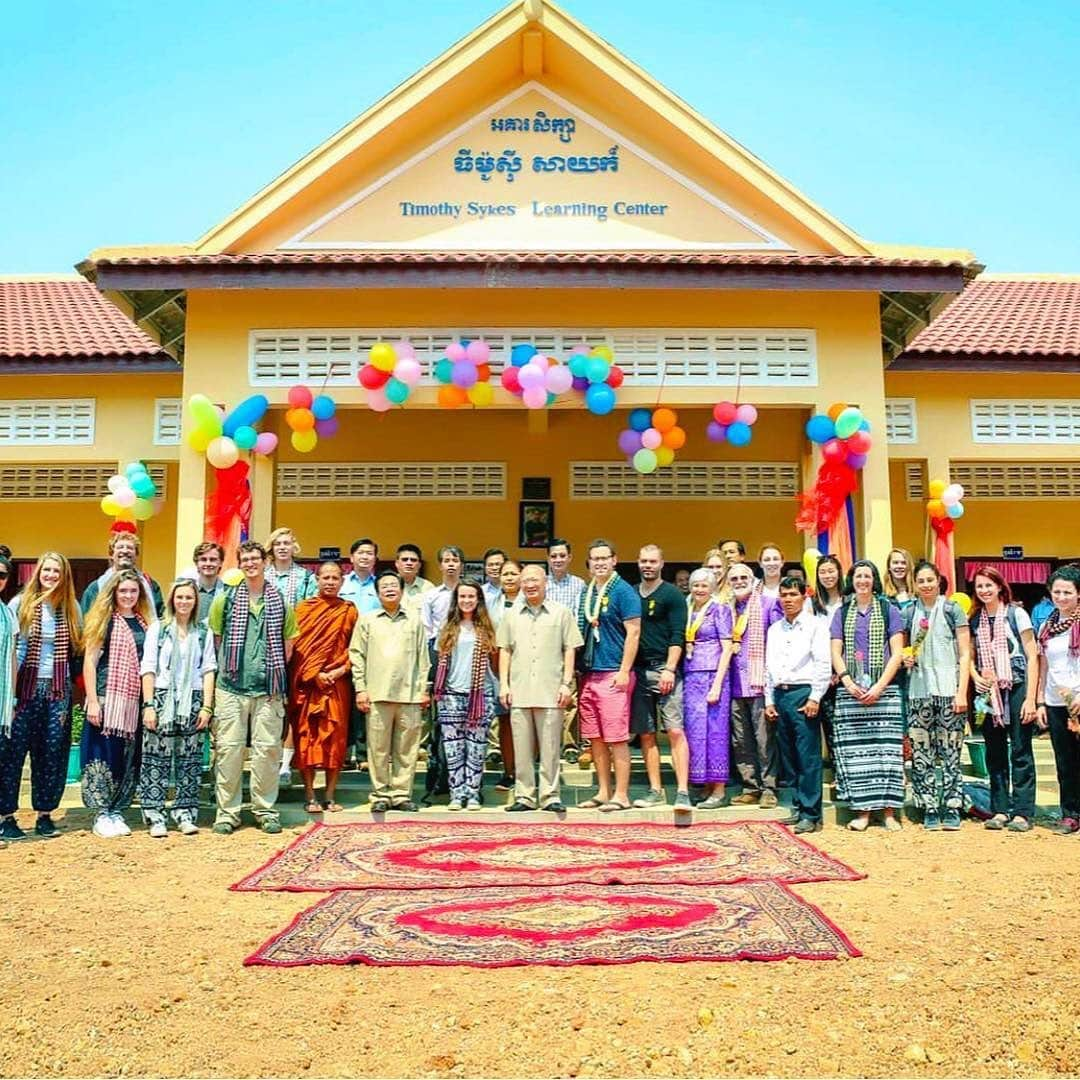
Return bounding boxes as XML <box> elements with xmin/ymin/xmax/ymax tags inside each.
<box><xmin>889</xmin><ymin>351</ymin><xmax>1080</xmax><ymax>373</ymax></box>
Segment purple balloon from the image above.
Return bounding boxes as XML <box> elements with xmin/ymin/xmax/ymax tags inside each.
<box><xmin>571</xmin><ymin>376</ymin><xmax>589</xmax><ymax>391</ymax></box>
<box><xmin>617</xmin><ymin>428</ymin><xmax>642</xmax><ymax>454</ymax></box>
<box><xmin>451</xmin><ymin>361</ymin><xmax>477</xmax><ymax>389</ymax></box>
<box><xmin>846</xmin><ymin>451</ymin><xmax>868</xmax><ymax>470</ymax></box>
<box><xmin>706</xmin><ymin>421</ymin><xmax>728</xmax><ymax>443</ymax></box>
<box><xmin>315</xmin><ymin>417</ymin><xmax>339</xmax><ymax>438</ymax></box>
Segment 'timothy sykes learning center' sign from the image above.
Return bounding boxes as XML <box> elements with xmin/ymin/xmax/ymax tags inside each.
<box><xmin>284</xmin><ymin>86</ymin><xmax>788</xmax><ymax>251</ymax></box>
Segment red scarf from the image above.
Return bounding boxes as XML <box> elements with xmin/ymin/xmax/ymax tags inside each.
<box><xmin>102</xmin><ymin>613</ymin><xmax>146</xmax><ymax>739</ymax></box>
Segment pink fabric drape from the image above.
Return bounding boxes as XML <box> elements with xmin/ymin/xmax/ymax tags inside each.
<box><xmin>961</xmin><ymin>560</ymin><xmax>1052</xmax><ymax>585</ymax></box>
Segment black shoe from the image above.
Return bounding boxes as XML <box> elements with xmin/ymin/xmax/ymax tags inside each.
<box><xmin>34</xmin><ymin>816</ymin><xmax>59</xmax><ymax>839</ymax></box>
<box><xmin>1</xmin><ymin>817</ymin><xmax>27</xmax><ymax>841</ymax></box>
<box><xmin>494</xmin><ymin>774</ymin><xmax>514</xmax><ymax>791</ymax></box>
<box><xmin>370</xmin><ymin>799</ymin><xmax>390</xmax><ymax>813</ymax></box>
<box><xmin>505</xmin><ymin>801</ymin><xmax>534</xmax><ymax>812</ymax></box>
<box><xmin>541</xmin><ymin>801</ymin><xmax>566</xmax><ymax>813</ymax></box>
<box><xmin>391</xmin><ymin>800</ymin><xmax>419</xmax><ymax>812</ymax></box>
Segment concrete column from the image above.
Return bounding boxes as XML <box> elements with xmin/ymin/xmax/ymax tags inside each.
<box><xmin>250</xmin><ymin>451</ymin><xmax>276</xmax><ymax>544</ymax></box>
<box><xmin>175</xmin><ymin>443</ymin><xmax>207</xmax><ymax>577</ymax></box>
<box><xmin>858</xmin><ymin>391</ymin><xmax>894</xmax><ymax>567</ymax></box>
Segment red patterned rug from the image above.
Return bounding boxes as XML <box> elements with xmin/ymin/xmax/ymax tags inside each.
<box><xmin>245</xmin><ymin>880</ymin><xmax>860</xmax><ymax>967</ymax></box>
<box><xmin>232</xmin><ymin>820</ymin><xmax>862</xmax><ymax>892</ymax></box>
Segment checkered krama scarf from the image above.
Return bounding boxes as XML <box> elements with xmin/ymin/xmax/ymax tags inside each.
<box><xmin>102</xmin><ymin>613</ymin><xmax>147</xmax><ymax>738</ymax></box>
<box><xmin>15</xmin><ymin>600</ymin><xmax>71</xmax><ymax>704</ymax></box>
<box><xmin>740</xmin><ymin>584</ymin><xmax>767</xmax><ymax>695</ymax></box>
<box><xmin>843</xmin><ymin>596</ymin><xmax>887</xmax><ymax>681</ymax></box>
<box><xmin>975</xmin><ymin>608</ymin><xmax>1014</xmax><ymax>726</ymax></box>
<box><xmin>433</xmin><ymin>626</ymin><xmax>491</xmax><ymax>726</ymax></box>
<box><xmin>222</xmin><ymin>581</ymin><xmax>288</xmax><ymax>695</ymax></box>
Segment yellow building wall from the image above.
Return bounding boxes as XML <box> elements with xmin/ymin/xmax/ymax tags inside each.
<box><xmin>885</xmin><ymin>371</ymin><xmax>1080</xmax><ymax>560</ymax></box>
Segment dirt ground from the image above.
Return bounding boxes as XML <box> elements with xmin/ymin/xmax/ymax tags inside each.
<box><xmin>1</xmin><ymin>816</ymin><xmax>1077</xmax><ymax>1080</ymax></box>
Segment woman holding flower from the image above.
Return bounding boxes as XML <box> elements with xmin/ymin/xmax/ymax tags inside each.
<box><xmin>811</xmin><ymin>555</ymin><xmax>845</xmax><ymax>766</ymax></box>
<box><xmin>902</xmin><ymin>561</ymin><xmax>971</xmax><ymax>830</ymax></box>
<box><xmin>969</xmin><ymin>567</ymin><xmax>1038</xmax><ymax>831</ymax></box>
<box><xmin>830</xmin><ymin>560</ymin><xmax>906</xmax><ymax>831</ymax></box>
<box><xmin>1035</xmin><ymin>565</ymin><xmax>1080</xmax><ymax>835</ymax></box>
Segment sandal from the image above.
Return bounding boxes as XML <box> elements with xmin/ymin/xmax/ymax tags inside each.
<box><xmin>322</xmin><ymin>801</ymin><xmax>343</xmax><ymax>813</ymax></box>
<box><xmin>598</xmin><ymin>800</ymin><xmax>632</xmax><ymax>813</ymax></box>
<box><xmin>304</xmin><ymin>800</ymin><xmax>323</xmax><ymax>814</ymax></box>
<box><xmin>847</xmin><ymin>815</ymin><xmax>870</xmax><ymax>832</ymax></box>
<box><xmin>579</xmin><ymin>797</ymin><xmax>607</xmax><ymax>809</ymax></box>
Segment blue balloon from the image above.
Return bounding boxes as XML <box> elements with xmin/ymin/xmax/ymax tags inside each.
<box><xmin>727</xmin><ymin>421</ymin><xmax>753</xmax><ymax>447</ymax></box>
<box><xmin>568</xmin><ymin>354</ymin><xmax>589</xmax><ymax>379</ymax></box>
<box><xmin>628</xmin><ymin>408</ymin><xmax>652</xmax><ymax>432</ymax></box>
<box><xmin>805</xmin><ymin>415</ymin><xmax>836</xmax><ymax>444</ymax></box>
<box><xmin>385</xmin><ymin>378</ymin><xmax>410</xmax><ymax>405</ymax></box>
<box><xmin>223</xmin><ymin>394</ymin><xmax>269</xmax><ymax>437</ymax></box>
<box><xmin>585</xmin><ymin>383</ymin><xmax>616</xmax><ymax>416</ymax></box>
<box><xmin>946</xmin><ymin>502</ymin><xmax>965</xmax><ymax>519</ymax></box>
<box><xmin>585</xmin><ymin>356</ymin><xmax>610</xmax><ymax>384</ymax></box>
<box><xmin>234</xmin><ymin>425</ymin><xmax>258</xmax><ymax>451</ymax></box>
<box><xmin>433</xmin><ymin>357</ymin><xmax>453</xmax><ymax>384</ymax></box>
<box><xmin>858</xmin><ymin>418</ymin><xmax>871</xmax><ymax>432</ymax></box>
<box><xmin>311</xmin><ymin>395</ymin><xmax>336</xmax><ymax>421</ymax></box>
<box><xmin>511</xmin><ymin>343</ymin><xmax>537</xmax><ymax>368</ymax></box>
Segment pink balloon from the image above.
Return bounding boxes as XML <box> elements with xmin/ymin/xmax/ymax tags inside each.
<box><xmin>522</xmin><ymin>386</ymin><xmax>547</xmax><ymax>409</ymax></box>
<box><xmin>466</xmin><ymin>340</ymin><xmax>490</xmax><ymax>365</ymax></box>
<box><xmin>847</xmin><ymin>429</ymin><xmax>872</xmax><ymax>454</ymax></box>
<box><xmin>114</xmin><ymin>488</ymin><xmax>136</xmax><ymax>508</ymax></box>
<box><xmin>393</xmin><ymin>358</ymin><xmax>422</xmax><ymax>386</ymax></box>
<box><xmin>518</xmin><ymin>363</ymin><xmax>545</xmax><ymax>390</ymax></box>
<box><xmin>570</xmin><ymin>344</ymin><xmax>590</xmax><ymax>356</ymax></box>
<box><xmin>255</xmin><ymin>431</ymin><xmax>278</xmax><ymax>455</ymax></box>
<box><xmin>641</xmin><ymin>428</ymin><xmax>663</xmax><ymax>450</ymax></box>
<box><xmin>822</xmin><ymin>438</ymin><xmax>847</xmax><ymax>463</ymax></box>
<box><xmin>735</xmin><ymin>403</ymin><xmax>758</xmax><ymax>425</ymax></box>
<box><xmin>545</xmin><ymin>364</ymin><xmax>573</xmax><ymax>394</ymax></box>
<box><xmin>446</xmin><ymin>343</ymin><xmax>467</xmax><ymax>363</ymax></box>
<box><xmin>367</xmin><ymin>388</ymin><xmax>393</xmax><ymax>413</ymax></box>
<box><xmin>395</xmin><ymin>339</ymin><xmax>416</xmax><ymax>359</ymax></box>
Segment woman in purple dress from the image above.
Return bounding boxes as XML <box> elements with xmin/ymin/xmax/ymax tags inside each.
<box><xmin>683</xmin><ymin>568</ymin><xmax>734</xmax><ymax>809</ymax></box>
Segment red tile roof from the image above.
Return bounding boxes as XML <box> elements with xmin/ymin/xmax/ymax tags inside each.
<box><xmin>897</xmin><ymin>278</ymin><xmax>1080</xmax><ymax>368</ymax></box>
<box><xmin>0</xmin><ymin>278</ymin><xmax>173</xmax><ymax>368</ymax></box>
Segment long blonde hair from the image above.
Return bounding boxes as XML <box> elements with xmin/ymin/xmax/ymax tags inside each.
<box><xmin>883</xmin><ymin>547</ymin><xmax>915</xmax><ymax>599</ymax></box>
<box><xmin>17</xmin><ymin>551</ymin><xmax>81</xmax><ymax>649</ymax></box>
<box><xmin>83</xmin><ymin>569</ymin><xmax>154</xmax><ymax>651</ymax></box>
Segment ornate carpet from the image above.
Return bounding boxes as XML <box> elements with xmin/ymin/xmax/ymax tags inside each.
<box><xmin>232</xmin><ymin>820</ymin><xmax>863</xmax><ymax>893</ymax></box>
<box><xmin>244</xmin><ymin>880</ymin><xmax>861</xmax><ymax>968</ymax></box>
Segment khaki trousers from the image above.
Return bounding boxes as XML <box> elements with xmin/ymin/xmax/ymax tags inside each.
<box><xmin>511</xmin><ymin>706</ymin><xmax>564</xmax><ymax>808</ymax></box>
<box><xmin>366</xmin><ymin>701</ymin><xmax>423</xmax><ymax>803</ymax></box>
<box><xmin>212</xmin><ymin>689</ymin><xmax>283</xmax><ymax>826</ymax></box>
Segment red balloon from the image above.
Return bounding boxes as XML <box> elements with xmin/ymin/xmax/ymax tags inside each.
<box><xmin>475</xmin><ymin>363</ymin><xmax>491</xmax><ymax>383</ymax></box>
<box><xmin>358</xmin><ymin>364</ymin><xmax>390</xmax><ymax>390</ymax></box>
<box><xmin>288</xmin><ymin>384</ymin><xmax>313</xmax><ymax>409</ymax></box>
<box><xmin>846</xmin><ymin>429</ymin><xmax>872</xmax><ymax>454</ymax></box>
<box><xmin>712</xmin><ymin>401</ymin><xmax>738</xmax><ymax>425</ymax></box>
<box><xmin>822</xmin><ymin>438</ymin><xmax>847</xmax><ymax>463</ymax></box>
<box><xmin>501</xmin><ymin>366</ymin><xmax>522</xmax><ymax>394</ymax></box>
<box><xmin>606</xmin><ymin>365</ymin><xmax>625</xmax><ymax>388</ymax></box>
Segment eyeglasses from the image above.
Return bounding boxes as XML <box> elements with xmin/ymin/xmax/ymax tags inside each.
<box><xmin>0</xmin><ymin>570</ymin><xmax>9</xmax><ymax>579</ymax></box>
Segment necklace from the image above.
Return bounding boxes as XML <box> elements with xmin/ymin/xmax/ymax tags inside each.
<box><xmin>583</xmin><ymin>573</ymin><xmax>618</xmax><ymax>641</ymax></box>
<box><xmin>685</xmin><ymin>599</ymin><xmax>712</xmax><ymax>658</ymax></box>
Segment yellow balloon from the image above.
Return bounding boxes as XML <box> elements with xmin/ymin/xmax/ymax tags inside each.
<box><xmin>222</xmin><ymin>568</ymin><xmax>244</xmax><ymax>587</ymax></box>
<box><xmin>291</xmin><ymin>429</ymin><xmax>318</xmax><ymax>453</ymax></box>
<box><xmin>467</xmin><ymin>381</ymin><xmax>494</xmax><ymax>408</ymax></box>
<box><xmin>590</xmin><ymin>345</ymin><xmax>613</xmax><ymax>363</ymax></box>
<box><xmin>100</xmin><ymin>495</ymin><xmax>121</xmax><ymax>516</ymax></box>
<box><xmin>950</xmin><ymin>591</ymin><xmax>972</xmax><ymax>616</ymax></box>
<box><xmin>929</xmin><ymin>479</ymin><xmax>947</xmax><ymax>499</ymax></box>
<box><xmin>187</xmin><ymin>427</ymin><xmax>213</xmax><ymax>453</ymax></box>
<box><xmin>132</xmin><ymin>498</ymin><xmax>154</xmax><ymax>521</ymax></box>
<box><xmin>188</xmin><ymin>394</ymin><xmax>223</xmax><ymax>437</ymax></box>
<box><xmin>802</xmin><ymin>548</ymin><xmax>822</xmax><ymax>580</ymax></box>
<box><xmin>655</xmin><ymin>446</ymin><xmax>675</xmax><ymax>467</ymax></box>
<box><xmin>370</xmin><ymin>343</ymin><xmax>397</xmax><ymax>373</ymax></box>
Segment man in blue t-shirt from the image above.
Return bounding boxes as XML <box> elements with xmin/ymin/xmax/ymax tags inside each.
<box><xmin>576</xmin><ymin>539</ymin><xmax>641</xmax><ymax>811</ymax></box>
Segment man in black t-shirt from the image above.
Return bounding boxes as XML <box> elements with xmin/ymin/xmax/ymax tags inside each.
<box><xmin>631</xmin><ymin>545</ymin><xmax>691</xmax><ymax>811</ymax></box>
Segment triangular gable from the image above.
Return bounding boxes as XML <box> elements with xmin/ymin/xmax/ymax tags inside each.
<box><xmin>195</xmin><ymin>0</ymin><xmax>871</xmax><ymax>256</ymax></box>
<box><xmin>281</xmin><ymin>84</ymin><xmax>789</xmax><ymax>252</ymax></box>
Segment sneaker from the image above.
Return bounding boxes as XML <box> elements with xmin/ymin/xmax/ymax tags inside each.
<box><xmin>110</xmin><ymin>814</ymin><xmax>132</xmax><ymax>836</ymax></box>
<box><xmin>260</xmin><ymin>819</ymin><xmax>283</xmax><ymax>835</ymax></box>
<box><xmin>984</xmin><ymin>813</ymin><xmax>1008</xmax><ymax>831</ymax></box>
<box><xmin>1050</xmin><ymin>816</ymin><xmax>1079</xmax><ymax>835</ymax></box>
<box><xmin>494</xmin><ymin>774</ymin><xmax>514</xmax><ymax>792</ymax></box>
<box><xmin>1</xmin><ymin>816</ymin><xmax>27</xmax><ymax>842</ymax></box>
<box><xmin>942</xmin><ymin>809</ymin><xmax>962</xmax><ymax>831</ymax></box>
<box><xmin>278</xmin><ymin>769</ymin><xmax>292</xmax><ymax>787</ymax></box>
<box><xmin>1006</xmin><ymin>816</ymin><xmax>1032</xmax><ymax>833</ymax></box>
<box><xmin>541</xmin><ymin>801</ymin><xmax>566</xmax><ymax>813</ymax></box>
<box><xmin>632</xmin><ymin>788</ymin><xmax>666</xmax><ymax>808</ymax></box>
<box><xmin>759</xmin><ymin>791</ymin><xmax>778</xmax><ymax>809</ymax></box>
<box><xmin>673</xmin><ymin>792</ymin><xmax>692</xmax><ymax>813</ymax></box>
<box><xmin>696</xmin><ymin>794</ymin><xmax>729</xmax><ymax>810</ymax></box>
<box><xmin>793</xmin><ymin>819</ymin><xmax>823</xmax><ymax>834</ymax></box>
<box><xmin>447</xmin><ymin>798</ymin><xmax>464</xmax><ymax>812</ymax></box>
<box><xmin>177</xmin><ymin>819</ymin><xmax>200</xmax><ymax>836</ymax></box>
<box><xmin>92</xmin><ymin>814</ymin><xmax>116</xmax><ymax>838</ymax></box>
<box><xmin>923</xmin><ymin>810</ymin><xmax>941</xmax><ymax>831</ymax></box>
<box><xmin>466</xmin><ymin>798</ymin><xmax>482</xmax><ymax>811</ymax></box>
<box><xmin>211</xmin><ymin>822</ymin><xmax>235</xmax><ymax>835</ymax></box>
<box><xmin>148</xmin><ymin>821</ymin><xmax>168</xmax><ymax>839</ymax></box>
<box><xmin>34</xmin><ymin>816</ymin><xmax>59</xmax><ymax>839</ymax></box>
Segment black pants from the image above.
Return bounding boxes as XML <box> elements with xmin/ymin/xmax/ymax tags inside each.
<box><xmin>983</xmin><ymin>684</ymin><xmax>1036</xmax><ymax>819</ymax></box>
<box><xmin>1046</xmin><ymin>705</ymin><xmax>1080</xmax><ymax>821</ymax></box>
<box><xmin>774</xmin><ymin>685</ymin><xmax>823</xmax><ymax>822</ymax></box>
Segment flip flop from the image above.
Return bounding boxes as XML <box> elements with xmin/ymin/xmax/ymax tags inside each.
<box><xmin>598</xmin><ymin>800</ymin><xmax>631</xmax><ymax>812</ymax></box>
<box><xmin>579</xmin><ymin>797</ymin><xmax>607</xmax><ymax>809</ymax></box>
<box><xmin>322</xmin><ymin>801</ymin><xmax>344</xmax><ymax>813</ymax></box>
<box><xmin>304</xmin><ymin>800</ymin><xmax>322</xmax><ymax>814</ymax></box>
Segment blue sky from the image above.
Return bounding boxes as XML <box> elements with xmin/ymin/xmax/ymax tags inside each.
<box><xmin>2</xmin><ymin>0</ymin><xmax>1077</xmax><ymax>273</ymax></box>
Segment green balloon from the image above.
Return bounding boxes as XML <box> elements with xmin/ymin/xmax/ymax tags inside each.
<box><xmin>834</xmin><ymin>407</ymin><xmax>863</xmax><ymax>440</ymax></box>
<box><xmin>633</xmin><ymin>448</ymin><xmax>658</xmax><ymax>474</ymax></box>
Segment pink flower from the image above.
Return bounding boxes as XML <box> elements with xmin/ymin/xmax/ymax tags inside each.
<box><xmin>855</xmin><ymin>650</ymin><xmax>865</xmax><ymax>662</ymax></box>
<box><xmin>919</xmin><ymin>617</ymin><xmax>930</xmax><ymax>630</ymax></box>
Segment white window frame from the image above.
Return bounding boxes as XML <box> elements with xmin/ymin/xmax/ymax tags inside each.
<box><xmin>153</xmin><ymin>398</ymin><xmax>183</xmax><ymax>445</ymax></box>
<box><xmin>569</xmin><ymin>461</ymin><xmax>800</xmax><ymax>500</ymax></box>
<box><xmin>970</xmin><ymin>399</ymin><xmax>1080</xmax><ymax>444</ymax></box>
<box><xmin>0</xmin><ymin>399</ymin><xmax>96</xmax><ymax>446</ymax></box>
<box><xmin>885</xmin><ymin>398</ymin><xmax>918</xmax><ymax>444</ymax></box>
<box><xmin>276</xmin><ymin>461</ymin><xmax>506</xmax><ymax>501</ymax></box>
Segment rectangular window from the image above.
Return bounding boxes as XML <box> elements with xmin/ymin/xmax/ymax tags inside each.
<box><xmin>970</xmin><ymin>399</ymin><xmax>1080</xmax><ymax>444</ymax></box>
<box><xmin>0</xmin><ymin>463</ymin><xmax>167</xmax><ymax>500</ymax></box>
<box><xmin>951</xmin><ymin>461</ymin><xmax>1080</xmax><ymax>499</ymax></box>
<box><xmin>153</xmin><ymin>398</ymin><xmax>183</xmax><ymax>445</ymax></box>
<box><xmin>885</xmin><ymin>399</ymin><xmax>918</xmax><ymax>444</ymax></box>
<box><xmin>569</xmin><ymin>461</ymin><xmax>800</xmax><ymax>500</ymax></box>
<box><xmin>276</xmin><ymin>462</ymin><xmax>506</xmax><ymax>500</ymax></box>
<box><xmin>0</xmin><ymin>399</ymin><xmax>95</xmax><ymax>445</ymax></box>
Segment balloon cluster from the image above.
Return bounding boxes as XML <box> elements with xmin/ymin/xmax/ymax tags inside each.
<box><xmin>99</xmin><ymin>461</ymin><xmax>159</xmax><ymax>522</ymax></box>
<box><xmin>435</xmin><ymin>340</ymin><xmax>495</xmax><ymax>409</ymax></box>
<box><xmin>500</xmin><ymin>343</ymin><xmax>573</xmax><ymax>410</ymax></box>
<box><xmin>804</xmin><ymin>402</ymin><xmax>873</xmax><ymax>471</ymax></box>
<box><xmin>617</xmin><ymin>408</ymin><xmax>687</xmax><ymax>473</ymax></box>
<box><xmin>707</xmin><ymin>401</ymin><xmax>758</xmax><ymax>448</ymax></box>
<box><xmin>187</xmin><ymin>394</ymin><xmax>278</xmax><ymax>470</ymax></box>
<box><xmin>285</xmin><ymin>385</ymin><xmax>338</xmax><ymax>453</ymax></box>
<box><xmin>926</xmin><ymin>479</ymin><xmax>966</xmax><ymax>522</ymax></box>
<box><xmin>567</xmin><ymin>345</ymin><xmax>622</xmax><ymax>416</ymax></box>
<box><xmin>359</xmin><ymin>341</ymin><xmax>423</xmax><ymax>412</ymax></box>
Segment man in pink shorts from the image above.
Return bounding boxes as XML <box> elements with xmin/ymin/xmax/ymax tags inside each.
<box><xmin>576</xmin><ymin>539</ymin><xmax>641</xmax><ymax>811</ymax></box>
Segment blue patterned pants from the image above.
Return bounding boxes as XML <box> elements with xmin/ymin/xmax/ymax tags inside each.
<box><xmin>439</xmin><ymin>692</ymin><xmax>490</xmax><ymax>802</ymax></box>
<box><xmin>0</xmin><ymin>688</ymin><xmax>71</xmax><ymax>817</ymax></box>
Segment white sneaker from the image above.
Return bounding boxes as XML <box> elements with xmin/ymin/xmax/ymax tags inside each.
<box><xmin>278</xmin><ymin>769</ymin><xmax>292</xmax><ymax>787</ymax></box>
<box><xmin>92</xmin><ymin>814</ymin><xmax>116</xmax><ymax>838</ymax></box>
<box><xmin>148</xmin><ymin>821</ymin><xmax>168</xmax><ymax>838</ymax></box>
<box><xmin>447</xmin><ymin>798</ymin><xmax>463</xmax><ymax>812</ymax></box>
<box><xmin>111</xmin><ymin>814</ymin><xmax>132</xmax><ymax>836</ymax></box>
<box><xmin>177</xmin><ymin>819</ymin><xmax>199</xmax><ymax>836</ymax></box>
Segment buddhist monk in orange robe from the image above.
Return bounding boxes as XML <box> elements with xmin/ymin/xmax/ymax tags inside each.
<box><xmin>289</xmin><ymin>562</ymin><xmax>358</xmax><ymax>812</ymax></box>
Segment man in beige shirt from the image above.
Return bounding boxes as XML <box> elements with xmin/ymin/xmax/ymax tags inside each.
<box><xmin>497</xmin><ymin>565</ymin><xmax>583</xmax><ymax>813</ymax></box>
<box><xmin>350</xmin><ymin>570</ymin><xmax>431</xmax><ymax>813</ymax></box>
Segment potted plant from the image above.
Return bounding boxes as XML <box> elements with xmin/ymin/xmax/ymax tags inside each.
<box><xmin>66</xmin><ymin>704</ymin><xmax>85</xmax><ymax>783</ymax></box>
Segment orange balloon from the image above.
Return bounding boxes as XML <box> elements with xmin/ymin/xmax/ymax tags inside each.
<box><xmin>652</xmin><ymin>407</ymin><xmax>678</xmax><ymax>433</ymax></box>
<box><xmin>289</xmin><ymin>408</ymin><xmax>315</xmax><ymax>432</ymax></box>
<box><xmin>827</xmin><ymin>402</ymin><xmax>847</xmax><ymax>422</ymax></box>
<box><xmin>662</xmin><ymin>425</ymin><xmax>687</xmax><ymax>450</ymax></box>
<box><xmin>438</xmin><ymin>384</ymin><xmax>468</xmax><ymax>409</ymax></box>
<box><xmin>926</xmin><ymin>499</ymin><xmax>947</xmax><ymax>519</ymax></box>
<box><xmin>476</xmin><ymin>363</ymin><xmax>491</xmax><ymax>382</ymax></box>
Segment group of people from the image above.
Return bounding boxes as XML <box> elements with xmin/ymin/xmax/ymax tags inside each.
<box><xmin>0</xmin><ymin>528</ymin><xmax>1078</xmax><ymax>842</ymax></box>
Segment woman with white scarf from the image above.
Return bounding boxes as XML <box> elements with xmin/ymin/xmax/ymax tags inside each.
<box><xmin>902</xmin><ymin>561</ymin><xmax>971</xmax><ymax>831</ymax></box>
<box><xmin>139</xmin><ymin>580</ymin><xmax>217</xmax><ymax>837</ymax></box>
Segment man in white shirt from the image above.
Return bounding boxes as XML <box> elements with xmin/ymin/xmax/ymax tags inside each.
<box><xmin>764</xmin><ymin>576</ymin><xmax>831</xmax><ymax>833</ymax></box>
<box><xmin>482</xmin><ymin>548</ymin><xmax>506</xmax><ymax>612</ymax></box>
<box><xmin>420</xmin><ymin>545</ymin><xmax>464</xmax><ymax>642</ymax></box>
<box><xmin>339</xmin><ymin>538</ymin><xmax>380</xmax><ymax>615</ymax></box>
